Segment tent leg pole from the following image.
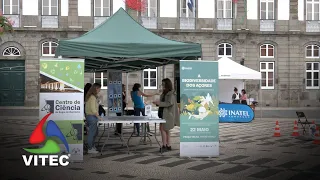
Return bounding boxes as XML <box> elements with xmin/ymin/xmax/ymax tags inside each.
<box><xmin>260</xmin><ymin>83</ymin><xmax>262</xmax><ymax>120</ymax></box>
<box><xmin>140</xmin><ymin>70</ymin><xmax>146</xmax><ymax>142</ymax></box>
<box><xmin>162</xmin><ymin>65</ymin><xmax>166</xmax><ymax>79</ymax></box>
<box><xmin>126</xmin><ymin>72</ymin><xmax>129</xmax><ymax>104</ymax></box>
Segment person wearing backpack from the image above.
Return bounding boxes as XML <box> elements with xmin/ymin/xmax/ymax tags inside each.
<box><xmin>232</xmin><ymin>87</ymin><xmax>241</xmax><ymax>104</ymax></box>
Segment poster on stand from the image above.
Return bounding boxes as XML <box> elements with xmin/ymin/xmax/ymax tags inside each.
<box><xmin>107</xmin><ymin>71</ymin><xmax>122</xmax><ymax>116</ymax></box>
<box><xmin>38</xmin><ymin>58</ymin><xmax>84</xmax><ymax>162</ymax></box>
<box><xmin>179</xmin><ymin>60</ymin><xmax>219</xmax><ymax>157</ymax></box>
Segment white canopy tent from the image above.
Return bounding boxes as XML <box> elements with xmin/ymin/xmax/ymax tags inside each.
<box><xmin>217</xmin><ymin>57</ymin><xmax>261</xmax><ymax>104</ymax></box>
<box><xmin>218</xmin><ymin>57</ymin><xmax>261</xmax><ymax>80</ymax></box>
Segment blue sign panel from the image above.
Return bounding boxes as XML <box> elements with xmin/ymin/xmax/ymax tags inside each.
<box><xmin>219</xmin><ymin>104</ymin><xmax>254</xmax><ymax>123</ymax></box>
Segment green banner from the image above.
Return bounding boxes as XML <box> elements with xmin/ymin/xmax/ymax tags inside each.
<box><xmin>179</xmin><ymin>60</ymin><xmax>219</xmax><ymax>157</ymax></box>
<box><xmin>40</xmin><ymin>59</ymin><xmax>84</xmax><ymax>90</ymax></box>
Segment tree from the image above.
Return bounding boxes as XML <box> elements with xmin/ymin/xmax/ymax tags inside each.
<box><xmin>0</xmin><ymin>10</ymin><xmax>14</xmax><ymax>36</ymax></box>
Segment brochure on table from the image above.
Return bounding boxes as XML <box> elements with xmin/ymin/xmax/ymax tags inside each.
<box><xmin>179</xmin><ymin>60</ymin><xmax>219</xmax><ymax>157</ymax></box>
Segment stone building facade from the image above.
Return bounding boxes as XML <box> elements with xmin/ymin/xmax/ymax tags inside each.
<box><xmin>0</xmin><ymin>0</ymin><xmax>319</xmax><ymax>107</ymax></box>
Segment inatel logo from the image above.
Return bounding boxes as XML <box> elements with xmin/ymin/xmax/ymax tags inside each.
<box><xmin>181</xmin><ymin>66</ymin><xmax>192</xmax><ymax>70</ymax></box>
<box><xmin>22</xmin><ymin>113</ymin><xmax>70</xmax><ymax>166</ymax></box>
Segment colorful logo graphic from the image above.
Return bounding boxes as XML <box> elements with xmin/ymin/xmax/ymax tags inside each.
<box><xmin>23</xmin><ymin>113</ymin><xmax>69</xmax><ymax>154</ymax></box>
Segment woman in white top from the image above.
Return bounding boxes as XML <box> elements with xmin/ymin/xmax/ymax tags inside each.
<box><xmin>232</xmin><ymin>87</ymin><xmax>241</xmax><ymax>104</ymax></box>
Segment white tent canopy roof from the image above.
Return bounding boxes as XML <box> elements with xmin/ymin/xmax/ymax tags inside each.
<box><xmin>217</xmin><ymin>57</ymin><xmax>261</xmax><ymax>80</ymax></box>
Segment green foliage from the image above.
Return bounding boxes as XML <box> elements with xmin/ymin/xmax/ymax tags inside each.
<box><xmin>0</xmin><ymin>12</ymin><xmax>14</xmax><ymax>36</ymax></box>
<box><xmin>193</xmin><ymin>96</ymin><xmax>201</xmax><ymax>101</ymax></box>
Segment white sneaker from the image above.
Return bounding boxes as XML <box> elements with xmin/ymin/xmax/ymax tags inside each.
<box><xmin>88</xmin><ymin>148</ymin><xmax>99</xmax><ymax>154</ymax></box>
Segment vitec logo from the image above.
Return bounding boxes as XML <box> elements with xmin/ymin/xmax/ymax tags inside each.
<box><xmin>22</xmin><ymin>113</ymin><xmax>70</xmax><ymax>166</ymax></box>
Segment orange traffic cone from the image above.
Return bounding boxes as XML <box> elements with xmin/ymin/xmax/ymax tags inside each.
<box><xmin>291</xmin><ymin>120</ymin><xmax>300</xmax><ymax>136</ymax></box>
<box><xmin>273</xmin><ymin>121</ymin><xmax>281</xmax><ymax>137</ymax></box>
<box><xmin>313</xmin><ymin>126</ymin><xmax>320</xmax><ymax>145</ymax></box>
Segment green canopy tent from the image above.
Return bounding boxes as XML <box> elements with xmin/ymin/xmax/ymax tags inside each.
<box><xmin>55</xmin><ymin>8</ymin><xmax>202</xmax><ymax>72</ymax></box>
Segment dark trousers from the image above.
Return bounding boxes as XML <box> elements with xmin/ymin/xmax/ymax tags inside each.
<box><xmin>241</xmin><ymin>100</ymin><xmax>248</xmax><ymax>105</ymax></box>
<box><xmin>134</xmin><ymin>107</ymin><xmax>145</xmax><ymax>135</ymax></box>
<box><xmin>232</xmin><ymin>100</ymin><xmax>240</xmax><ymax>104</ymax></box>
<box><xmin>115</xmin><ymin>113</ymin><xmax>122</xmax><ymax>133</ymax></box>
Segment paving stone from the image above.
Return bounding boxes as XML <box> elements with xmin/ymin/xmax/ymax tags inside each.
<box><xmin>247</xmin><ymin>158</ymin><xmax>276</xmax><ymax>165</ymax></box>
<box><xmin>118</xmin><ymin>174</ymin><xmax>136</xmax><ymax>178</ymax></box>
<box><xmin>160</xmin><ymin>159</ymin><xmax>194</xmax><ymax>167</ymax></box>
<box><xmin>136</xmin><ymin>156</ymin><xmax>172</xmax><ymax>164</ymax></box>
<box><xmin>91</xmin><ymin>171</ymin><xmax>109</xmax><ymax>174</ymax></box>
<box><xmin>249</xmin><ymin>169</ymin><xmax>283</xmax><ymax>178</ymax></box>
<box><xmin>113</xmin><ymin>154</ymin><xmax>148</xmax><ymax>162</ymax></box>
<box><xmin>277</xmin><ymin>161</ymin><xmax>303</xmax><ymax>169</ymax></box>
<box><xmin>216</xmin><ymin>165</ymin><xmax>251</xmax><ymax>174</ymax></box>
<box><xmin>220</xmin><ymin>155</ymin><xmax>249</xmax><ymax>162</ymax></box>
<box><xmin>188</xmin><ymin>161</ymin><xmax>224</xmax><ymax>171</ymax></box>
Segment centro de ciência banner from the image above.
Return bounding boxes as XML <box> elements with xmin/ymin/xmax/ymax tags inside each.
<box><xmin>39</xmin><ymin>58</ymin><xmax>84</xmax><ymax>162</ymax></box>
<box><xmin>179</xmin><ymin>60</ymin><xmax>219</xmax><ymax>157</ymax></box>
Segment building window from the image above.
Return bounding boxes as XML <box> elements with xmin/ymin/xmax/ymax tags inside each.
<box><xmin>42</xmin><ymin>0</ymin><xmax>58</xmax><ymax>15</ymax></box>
<box><xmin>2</xmin><ymin>46</ymin><xmax>21</xmax><ymax>56</ymax></box>
<box><xmin>306</xmin><ymin>45</ymin><xmax>320</xmax><ymax>58</ymax></box>
<box><xmin>218</xmin><ymin>43</ymin><xmax>232</xmax><ymax>57</ymax></box>
<box><xmin>260</xmin><ymin>44</ymin><xmax>274</xmax><ymax>58</ymax></box>
<box><xmin>180</xmin><ymin>0</ymin><xmax>195</xmax><ymax>18</ymax></box>
<box><xmin>143</xmin><ymin>68</ymin><xmax>157</xmax><ymax>89</ymax></box>
<box><xmin>141</xmin><ymin>0</ymin><xmax>157</xmax><ymax>17</ymax></box>
<box><xmin>94</xmin><ymin>72</ymin><xmax>108</xmax><ymax>89</ymax></box>
<box><xmin>260</xmin><ymin>62</ymin><xmax>274</xmax><ymax>89</ymax></box>
<box><xmin>94</xmin><ymin>0</ymin><xmax>110</xmax><ymax>16</ymax></box>
<box><xmin>260</xmin><ymin>0</ymin><xmax>274</xmax><ymax>20</ymax></box>
<box><xmin>306</xmin><ymin>0</ymin><xmax>320</xmax><ymax>20</ymax></box>
<box><xmin>2</xmin><ymin>0</ymin><xmax>19</xmax><ymax>14</ymax></box>
<box><xmin>42</xmin><ymin>41</ymin><xmax>58</xmax><ymax>56</ymax></box>
<box><xmin>306</xmin><ymin>62</ymin><xmax>319</xmax><ymax>89</ymax></box>
<box><xmin>217</xmin><ymin>0</ymin><xmax>232</xmax><ymax>18</ymax></box>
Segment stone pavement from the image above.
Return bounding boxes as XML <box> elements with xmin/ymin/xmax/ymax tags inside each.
<box><xmin>0</xmin><ymin>117</ymin><xmax>320</xmax><ymax>180</ymax></box>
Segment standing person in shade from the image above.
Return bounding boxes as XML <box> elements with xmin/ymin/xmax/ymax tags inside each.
<box><xmin>241</xmin><ymin>89</ymin><xmax>248</xmax><ymax>105</ymax></box>
<box><xmin>232</xmin><ymin>87</ymin><xmax>241</xmax><ymax>104</ymax></box>
<box><xmin>85</xmin><ymin>83</ymin><xmax>102</xmax><ymax>154</ymax></box>
<box><xmin>115</xmin><ymin>84</ymin><xmax>126</xmax><ymax>135</ymax></box>
<box><xmin>153</xmin><ymin>78</ymin><xmax>179</xmax><ymax>152</ymax></box>
<box><xmin>84</xmin><ymin>83</ymin><xmax>92</xmax><ymax>135</ymax></box>
<box><xmin>131</xmin><ymin>83</ymin><xmax>156</xmax><ymax>136</ymax></box>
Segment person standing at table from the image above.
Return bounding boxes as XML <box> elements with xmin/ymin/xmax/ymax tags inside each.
<box><xmin>85</xmin><ymin>83</ymin><xmax>102</xmax><ymax>154</ymax></box>
<box><xmin>232</xmin><ymin>87</ymin><xmax>241</xmax><ymax>104</ymax></box>
<box><xmin>84</xmin><ymin>83</ymin><xmax>92</xmax><ymax>135</ymax></box>
<box><xmin>240</xmin><ymin>89</ymin><xmax>248</xmax><ymax>105</ymax></box>
<box><xmin>153</xmin><ymin>78</ymin><xmax>179</xmax><ymax>152</ymax></box>
<box><xmin>115</xmin><ymin>84</ymin><xmax>126</xmax><ymax>135</ymax></box>
<box><xmin>131</xmin><ymin>83</ymin><xmax>155</xmax><ymax>136</ymax></box>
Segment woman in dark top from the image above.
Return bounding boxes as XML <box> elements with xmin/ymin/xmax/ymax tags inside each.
<box><xmin>115</xmin><ymin>84</ymin><xmax>126</xmax><ymax>134</ymax></box>
<box><xmin>232</xmin><ymin>87</ymin><xmax>241</xmax><ymax>104</ymax></box>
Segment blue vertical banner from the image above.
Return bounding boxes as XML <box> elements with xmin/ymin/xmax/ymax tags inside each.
<box><xmin>107</xmin><ymin>71</ymin><xmax>122</xmax><ymax>116</ymax></box>
<box><xmin>180</xmin><ymin>60</ymin><xmax>219</xmax><ymax>157</ymax></box>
